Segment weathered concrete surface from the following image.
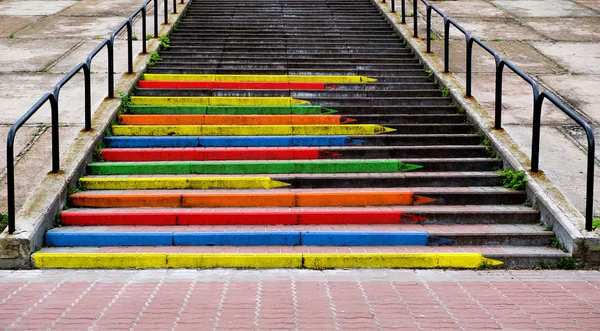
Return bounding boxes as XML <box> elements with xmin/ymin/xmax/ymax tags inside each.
<box><xmin>0</xmin><ymin>0</ymin><xmax>188</xmax><ymax>267</ymax></box>
<box><xmin>405</xmin><ymin>0</ymin><xmax>600</xmax><ymax>220</ymax></box>
<box><xmin>0</xmin><ymin>0</ymin><xmax>162</xmax><ymax>226</ymax></box>
<box><xmin>376</xmin><ymin>0</ymin><xmax>600</xmax><ymax>260</ymax></box>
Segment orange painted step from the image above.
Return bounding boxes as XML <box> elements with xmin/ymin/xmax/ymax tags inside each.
<box><xmin>117</xmin><ymin>115</ymin><xmax>356</xmax><ymax>125</ymax></box>
<box><xmin>69</xmin><ymin>190</ymin><xmax>436</xmax><ymax>208</ymax></box>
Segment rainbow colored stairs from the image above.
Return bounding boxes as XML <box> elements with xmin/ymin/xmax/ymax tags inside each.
<box><xmin>32</xmin><ymin>0</ymin><xmax>568</xmax><ymax>269</ymax></box>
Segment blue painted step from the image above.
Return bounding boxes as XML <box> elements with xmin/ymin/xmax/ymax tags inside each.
<box><xmin>104</xmin><ymin>136</ymin><xmax>363</xmax><ymax>148</ymax></box>
<box><xmin>45</xmin><ymin>231</ymin><xmax>452</xmax><ymax>246</ymax></box>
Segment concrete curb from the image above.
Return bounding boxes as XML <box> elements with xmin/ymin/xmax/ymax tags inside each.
<box><xmin>371</xmin><ymin>0</ymin><xmax>600</xmax><ymax>264</ymax></box>
<box><xmin>0</xmin><ymin>0</ymin><xmax>192</xmax><ymax>268</ymax></box>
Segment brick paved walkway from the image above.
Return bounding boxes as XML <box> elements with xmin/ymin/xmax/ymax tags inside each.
<box><xmin>0</xmin><ymin>269</ymin><xmax>598</xmax><ymax>330</ymax></box>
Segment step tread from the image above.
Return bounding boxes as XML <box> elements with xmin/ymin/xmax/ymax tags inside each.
<box><xmin>48</xmin><ymin>224</ymin><xmax>549</xmax><ymax>234</ymax></box>
<box><xmin>36</xmin><ymin>245</ymin><xmax>568</xmax><ymax>256</ymax></box>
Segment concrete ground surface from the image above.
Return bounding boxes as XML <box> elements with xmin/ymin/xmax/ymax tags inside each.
<box><xmin>399</xmin><ymin>0</ymin><xmax>600</xmax><ymax>217</ymax></box>
<box><xmin>0</xmin><ymin>269</ymin><xmax>597</xmax><ymax>330</ymax></box>
<box><xmin>0</xmin><ymin>0</ymin><xmax>161</xmax><ymax>217</ymax></box>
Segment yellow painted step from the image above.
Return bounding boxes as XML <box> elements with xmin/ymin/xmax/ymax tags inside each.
<box><xmin>130</xmin><ymin>96</ymin><xmax>309</xmax><ymax>107</ymax></box>
<box><xmin>79</xmin><ymin>177</ymin><xmax>290</xmax><ymax>190</ymax></box>
<box><xmin>32</xmin><ymin>253</ymin><xmax>503</xmax><ymax>269</ymax></box>
<box><xmin>142</xmin><ymin>74</ymin><xmax>377</xmax><ymax>84</ymax></box>
<box><xmin>111</xmin><ymin>124</ymin><xmax>396</xmax><ymax>136</ymax></box>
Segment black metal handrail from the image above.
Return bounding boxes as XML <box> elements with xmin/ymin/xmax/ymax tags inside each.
<box><xmin>533</xmin><ymin>92</ymin><xmax>596</xmax><ymax>230</ymax></box>
<box><xmin>6</xmin><ymin>94</ymin><xmax>58</xmax><ymax>234</ymax></box>
<box><xmin>110</xmin><ymin>20</ymin><xmax>134</xmax><ymax>75</ymax></box>
<box><xmin>495</xmin><ymin>59</ymin><xmax>540</xmax><ymax>130</ymax></box>
<box><xmin>5</xmin><ymin>0</ymin><xmax>179</xmax><ymax>234</ymax></box>
<box><xmin>466</xmin><ymin>37</ymin><xmax>500</xmax><ymax>97</ymax></box>
<box><xmin>390</xmin><ymin>0</ymin><xmax>595</xmax><ymax>228</ymax></box>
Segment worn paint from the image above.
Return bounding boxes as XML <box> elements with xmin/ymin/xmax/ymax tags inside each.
<box><xmin>127</xmin><ymin>105</ymin><xmax>338</xmax><ymax>115</ymax></box>
<box><xmin>103</xmin><ymin>136</ymin><xmax>361</xmax><ymax>148</ymax></box>
<box><xmin>86</xmin><ymin>160</ymin><xmax>423</xmax><ymax>175</ymax></box>
<box><xmin>100</xmin><ymin>148</ymin><xmax>340</xmax><ymax>161</ymax></box>
<box><xmin>142</xmin><ymin>74</ymin><xmax>377</xmax><ymax>83</ymax></box>
<box><xmin>117</xmin><ymin>115</ymin><xmax>354</xmax><ymax>125</ymax></box>
<box><xmin>130</xmin><ymin>96</ymin><xmax>309</xmax><ymax>107</ymax></box>
<box><xmin>79</xmin><ymin>177</ymin><xmax>291</xmax><ymax>190</ymax></box>
<box><xmin>70</xmin><ymin>191</ymin><xmax>436</xmax><ymax>208</ymax></box>
<box><xmin>32</xmin><ymin>253</ymin><xmax>502</xmax><ymax>269</ymax></box>
<box><xmin>111</xmin><ymin>124</ymin><xmax>396</xmax><ymax>136</ymax></box>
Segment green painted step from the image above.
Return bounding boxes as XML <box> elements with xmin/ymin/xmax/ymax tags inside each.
<box><xmin>126</xmin><ymin>105</ymin><xmax>338</xmax><ymax>115</ymax></box>
<box><xmin>87</xmin><ymin>160</ymin><xmax>423</xmax><ymax>175</ymax></box>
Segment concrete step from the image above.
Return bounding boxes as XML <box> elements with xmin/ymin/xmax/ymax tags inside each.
<box><xmin>80</xmin><ymin>171</ymin><xmax>504</xmax><ymax>188</ymax></box>
<box><xmin>31</xmin><ymin>246</ymin><xmax>568</xmax><ymax>269</ymax></box>
<box><xmin>69</xmin><ymin>187</ymin><xmax>525</xmax><ymax>208</ymax></box>
<box><xmin>102</xmin><ymin>134</ymin><xmax>484</xmax><ymax>148</ymax></box>
<box><xmin>44</xmin><ymin>224</ymin><xmax>552</xmax><ymax>247</ymax></box>
<box><xmin>58</xmin><ymin>206</ymin><xmax>538</xmax><ymax>225</ymax></box>
<box><xmin>134</xmin><ymin>89</ymin><xmax>443</xmax><ymax>98</ymax></box>
<box><xmin>98</xmin><ymin>148</ymin><xmax>497</xmax><ymax>167</ymax></box>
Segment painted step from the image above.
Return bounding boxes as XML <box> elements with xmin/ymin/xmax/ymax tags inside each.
<box><xmin>86</xmin><ymin>160</ymin><xmax>424</xmax><ymax>175</ymax></box>
<box><xmin>110</xmin><ymin>124</ymin><xmax>396</xmax><ymax>136</ymax></box>
<box><xmin>59</xmin><ymin>206</ymin><xmax>538</xmax><ymax>225</ymax></box>
<box><xmin>116</xmin><ymin>114</ymin><xmax>356</xmax><ymax>125</ymax></box>
<box><xmin>99</xmin><ymin>148</ymin><xmax>497</xmax><ymax>164</ymax></box>
<box><xmin>126</xmin><ymin>105</ymin><xmax>338</xmax><ymax>115</ymax></box>
<box><xmin>134</xmin><ymin>89</ymin><xmax>443</xmax><ymax>98</ymax></box>
<box><xmin>79</xmin><ymin>172</ymin><xmax>505</xmax><ymax>189</ymax></box>
<box><xmin>44</xmin><ymin>224</ymin><xmax>552</xmax><ymax>247</ymax></box>
<box><xmin>68</xmin><ymin>187</ymin><xmax>525</xmax><ymax>208</ymax></box>
<box><xmin>102</xmin><ymin>134</ymin><xmax>482</xmax><ymax>148</ymax></box>
<box><xmin>32</xmin><ymin>246</ymin><xmax>569</xmax><ymax>269</ymax></box>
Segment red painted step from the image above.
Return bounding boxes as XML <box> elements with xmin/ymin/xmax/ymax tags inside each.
<box><xmin>138</xmin><ymin>81</ymin><xmax>339</xmax><ymax>90</ymax></box>
<box><xmin>60</xmin><ymin>208</ymin><xmax>427</xmax><ymax>226</ymax></box>
<box><xmin>100</xmin><ymin>148</ymin><xmax>342</xmax><ymax>161</ymax></box>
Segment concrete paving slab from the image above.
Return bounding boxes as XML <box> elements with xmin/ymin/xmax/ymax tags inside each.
<box><xmin>59</xmin><ymin>0</ymin><xmax>155</xmax><ymax>17</ymax></box>
<box><xmin>431</xmin><ymin>40</ymin><xmax>565</xmax><ymax>74</ymax></box>
<box><xmin>454</xmin><ymin>73</ymin><xmax>573</xmax><ymax>125</ymax></box>
<box><xmin>16</xmin><ymin>16</ymin><xmax>130</xmax><ymax>39</ymax></box>
<box><xmin>539</xmin><ymin>75</ymin><xmax>600</xmax><ymax>124</ymax></box>
<box><xmin>0</xmin><ymin>39</ymin><xmax>80</xmax><ymax>73</ymax></box>
<box><xmin>48</xmin><ymin>40</ymin><xmax>146</xmax><ymax>74</ymax></box>
<box><xmin>492</xmin><ymin>0</ymin><xmax>600</xmax><ymax>18</ymax></box>
<box><xmin>430</xmin><ymin>18</ymin><xmax>547</xmax><ymax>41</ymax></box>
<box><xmin>0</xmin><ymin>126</ymin><xmax>81</xmax><ymax>215</ymax></box>
<box><xmin>572</xmin><ymin>0</ymin><xmax>600</xmax><ymax>13</ymax></box>
<box><xmin>420</xmin><ymin>0</ymin><xmax>507</xmax><ymax>18</ymax></box>
<box><xmin>0</xmin><ymin>73</ymin><xmax>111</xmax><ymax>125</ymax></box>
<box><xmin>523</xmin><ymin>18</ymin><xmax>600</xmax><ymax>42</ymax></box>
<box><xmin>504</xmin><ymin>124</ymin><xmax>600</xmax><ymax>215</ymax></box>
<box><xmin>0</xmin><ymin>0</ymin><xmax>78</xmax><ymax>16</ymax></box>
<box><xmin>0</xmin><ymin>16</ymin><xmax>41</xmax><ymax>38</ymax></box>
<box><xmin>0</xmin><ymin>126</ymin><xmax>41</xmax><ymax>172</ymax></box>
<box><xmin>532</xmin><ymin>42</ymin><xmax>600</xmax><ymax>75</ymax></box>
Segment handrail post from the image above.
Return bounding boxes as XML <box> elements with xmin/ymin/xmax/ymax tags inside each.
<box><xmin>466</xmin><ymin>39</ymin><xmax>473</xmax><ymax>97</ymax></box>
<box><xmin>141</xmin><ymin>6</ymin><xmax>147</xmax><ymax>53</ymax></box>
<box><xmin>586</xmin><ymin>135</ymin><xmax>595</xmax><ymax>231</ymax></box>
<box><xmin>413</xmin><ymin>0</ymin><xmax>418</xmax><ymax>37</ymax></box>
<box><xmin>154</xmin><ymin>0</ymin><xmax>159</xmax><ymax>37</ymax></box>
<box><xmin>443</xmin><ymin>19</ymin><xmax>450</xmax><ymax>72</ymax></box>
<box><xmin>426</xmin><ymin>6</ymin><xmax>431</xmax><ymax>52</ymax></box>
<box><xmin>495</xmin><ymin>62</ymin><xmax>504</xmax><ymax>129</ymax></box>
<box><xmin>127</xmin><ymin>21</ymin><xmax>133</xmax><ymax>74</ymax></box>
<box><xmin>401</xmin><ymin>0</ymin><xmax>406</xmax><ymax>24</ymax></box>
<box><xmin>107</xmin><ymin>40</ymin><xmax>114</xmax><ymax>98</ymax></box>
<box><xmin>83</xmin><ymin>64</ymin><xmax>91</xmax><ymax>131</ymax></box>
<box><xmin>391</xmin><ymin>0</ymin><xmax>395</xmax><ymax>12</ymax></box>
<box><xmin>164</xmin><ymin>0</ymin><xmax>168</xmax><ymax>24</ymax></box>
<box><xmin>173</xmin><ymin>0</ymin><xmax>177</xmax><ymax>13</ymax></box>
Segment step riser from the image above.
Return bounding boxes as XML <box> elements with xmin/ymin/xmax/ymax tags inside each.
<box><xmin>134</xmin><ymin>90</ymin><xmax>443</xmax><ymax>98</ymax></box>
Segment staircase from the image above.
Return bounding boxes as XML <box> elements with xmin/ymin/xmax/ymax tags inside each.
<box><xmin>32</xmin><ymin>0</ymin><xmax>568</xmax><ymax>269</ymax></box>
